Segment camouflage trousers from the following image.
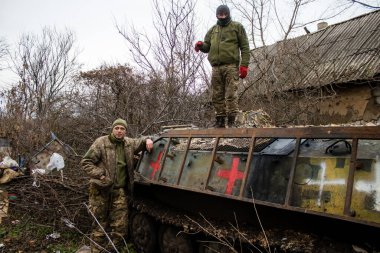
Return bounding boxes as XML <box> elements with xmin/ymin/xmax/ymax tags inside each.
<box><xmin>88</xmin><ymin>185</ymin><xmax>128</xmax><ymax>253</ymax></box>
<box><xmin>211</xmin><ymin>64</ymin><xmax>240</xmax><ymax>117</ymax></box>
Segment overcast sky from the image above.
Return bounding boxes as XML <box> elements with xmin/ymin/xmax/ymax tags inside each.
<box><xmin>0</xmin><ymin>0</ymin><xmax>215</xmax><ymax>71</ymax></box>
<box><xmin>0</xmin><ymin>0</ymin><xmax>376</xmax><ymax>88</ymax></box>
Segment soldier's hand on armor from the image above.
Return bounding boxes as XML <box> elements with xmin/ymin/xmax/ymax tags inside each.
<box><xmin>239</xmin><ymin>66</ymin><xmax>248</xmax><ymax>78</ymax></box>
<box><xmin>146</xmin><ymin>138</ymin><xmax>153</xmax><ymax>152</ymax></box>
<box><xmin>194</xmin><ymin>41</ymin><xmax>203</xmax><ymax>52</ymax></box>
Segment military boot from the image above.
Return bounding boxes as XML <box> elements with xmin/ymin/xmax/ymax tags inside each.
<box><xmin>213</xmin><ymin>116</ymin><xmax>225</xmax><ymax>128</ymax></box>
<box><xmin>227</xmin><ymin>115</ymin><xmax>237</xmax><ymax>128</ymax></box>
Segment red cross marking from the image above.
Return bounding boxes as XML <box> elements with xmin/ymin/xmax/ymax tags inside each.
<box><xmin>217</xmin><ymin>157</ymin><xmax>244</xmax><ymax>195</ymax></box>
<box><xmin>149</xmin><ymin>151</ymin><xmax>163</xmax><ymax>179</ymax></box>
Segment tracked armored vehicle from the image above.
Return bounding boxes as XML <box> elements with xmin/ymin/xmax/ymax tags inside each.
<box><xmin>130</xmin><ymin>126</ymin><xmax>380</xmax><ymax>253</ymax></box>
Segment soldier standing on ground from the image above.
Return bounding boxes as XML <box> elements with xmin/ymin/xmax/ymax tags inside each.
<box><xmin>195</xmin><ymin>5</ymin><xmax>250</xmax><ymax>128</ymax></box>
<box><xmin>81</xmin><ymin>118</ymin><xmax>153</xmax><ymax>252</ymax></box>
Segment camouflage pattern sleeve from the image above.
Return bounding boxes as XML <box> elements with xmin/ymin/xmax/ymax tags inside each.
<box><xmin>80</xmin><ymin>138</ymin><xmax>105</xmax><ymax>179</ymax></box>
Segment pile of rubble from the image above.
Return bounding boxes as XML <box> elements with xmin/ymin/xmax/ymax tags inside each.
<box><xmin>235</xmin><ymin>109</ymin><xmax>275</xmax><ymax>128</ymax></box>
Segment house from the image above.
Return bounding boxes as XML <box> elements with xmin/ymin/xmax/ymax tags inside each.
<box><xmin>244</xmin><ymin>10</ymin><xmax>380</xmax><ymax>125</ymax></box>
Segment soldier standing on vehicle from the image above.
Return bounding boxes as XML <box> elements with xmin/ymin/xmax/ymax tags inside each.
<box><xmin>195</xmin><ymin>4</ymin><xmax>250</xmax><ymax>128</ymax></box>
<box><xmin>81</xmin><ymin>118</ymin><xmax>153</xmax><ymax>252</ymax></box>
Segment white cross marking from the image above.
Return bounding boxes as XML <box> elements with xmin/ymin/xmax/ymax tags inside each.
<box><xmin>355</xmin><ymin>155</ymin><xmax>380</xmax><ymax>211</ymax></box>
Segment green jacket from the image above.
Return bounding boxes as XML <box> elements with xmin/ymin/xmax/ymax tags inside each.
<box><xmin>200</xmin><ymin>21</ymin><xmax>250</xmax><ymax>67</ymax></box>
<box><xmin>81</xmin><ymin>135</ymin><xmax>148</xmax><ymax>193</ymax></box>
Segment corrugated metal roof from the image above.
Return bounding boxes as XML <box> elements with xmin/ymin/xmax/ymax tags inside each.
<box><xmin>250</xmin><ymin>10</ymin><xmax>380</xmax><ymax>94</ymax></box>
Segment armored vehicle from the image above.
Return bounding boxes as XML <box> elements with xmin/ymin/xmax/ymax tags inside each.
<box><xmin>130</xmin><ymin>126</ymin><xmax>380</xmax><ymax>253</ymax></box>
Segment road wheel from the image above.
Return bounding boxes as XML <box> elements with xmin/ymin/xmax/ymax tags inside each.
<box><xmin>130</xmin><ymin>212</ymin><xmax>157</xmax><ymax>253</ymax></box>
<box><xmin>159</xmin><ymin>225</ymin><xmax>193</xmax><ymax>253</ymax></box>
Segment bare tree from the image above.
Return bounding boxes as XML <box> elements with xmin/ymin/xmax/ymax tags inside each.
<box><xmin>76</xmin><ymin>64</ymin><xmax>150</xmax><ymax>139</ymax></box>
<box><xmin>224</xmin><ymin>0</ymin><xmax>357</xmax><ymax>48</ymax></box>
<box><xmin>349</xmin><ymin>0</ymin><xmax>380</xmax><ymax>9</ymax></box>
<box><xmin>0</xmin><ymin>38</ymin><xmax>8</xmax><ymax>71</ymax></box>
<box><xmin>8</xmin><ymin>27</ymin><xmax>80</xmax><ymax>119</ymax></box>
<box><xmin>116</xmin><ymin>0</ymin><xmax>210</xmax><ymax>129</ymax></box>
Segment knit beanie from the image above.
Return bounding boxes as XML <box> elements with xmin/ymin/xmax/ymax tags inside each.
<box><xmin>112</xmin><ymin>118</ymin><xmax>128</xmax><ymax>129</ymax></box>
<box><xmin>216</xmin><ymin>5</ymin><xmax>230</xmax><ymax>16</ymax></box>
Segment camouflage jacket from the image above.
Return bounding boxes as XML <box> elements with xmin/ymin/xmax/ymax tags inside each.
<box><xmin>200</xmin><ymin>21</ymin><xmax>250</xmax><ymax>67</ymax></box>
<box><xmin>81</xmin><ymin>135</ymin><xmax>149</xmax><ymax>193</ymax></box>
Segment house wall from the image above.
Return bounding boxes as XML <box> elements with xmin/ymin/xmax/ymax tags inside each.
<box><xmin>247</xmin><ymin>84</ymin><xmax>380</xmax><ymax>126</ymax></box>
<box><xmin>317</xmin><ymin>86</ymin><xmax>379</xmax><ymax>124</ymax></box>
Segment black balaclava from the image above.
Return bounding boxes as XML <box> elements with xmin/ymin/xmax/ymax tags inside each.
<box><xmin>216</xmin><ymin>5</ymin><xmax>231</xmax><ymax>27</ymax></box>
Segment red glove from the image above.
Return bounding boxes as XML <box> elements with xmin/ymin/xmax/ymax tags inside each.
<box><xmin>194</xmin><ymin>41</ymin><xmax>203</xmax><ymax>52</ymax></box>
<box><xmin>239</xmin><ymin>66</ymin><xmax>248</xmax><ymax>78</ymax></box>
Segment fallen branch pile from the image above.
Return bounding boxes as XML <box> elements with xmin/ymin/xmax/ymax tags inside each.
<box><xmin>0</xmin><ymin>156</ymin><xmax>91</xmax><ymax>250</ymax></box>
